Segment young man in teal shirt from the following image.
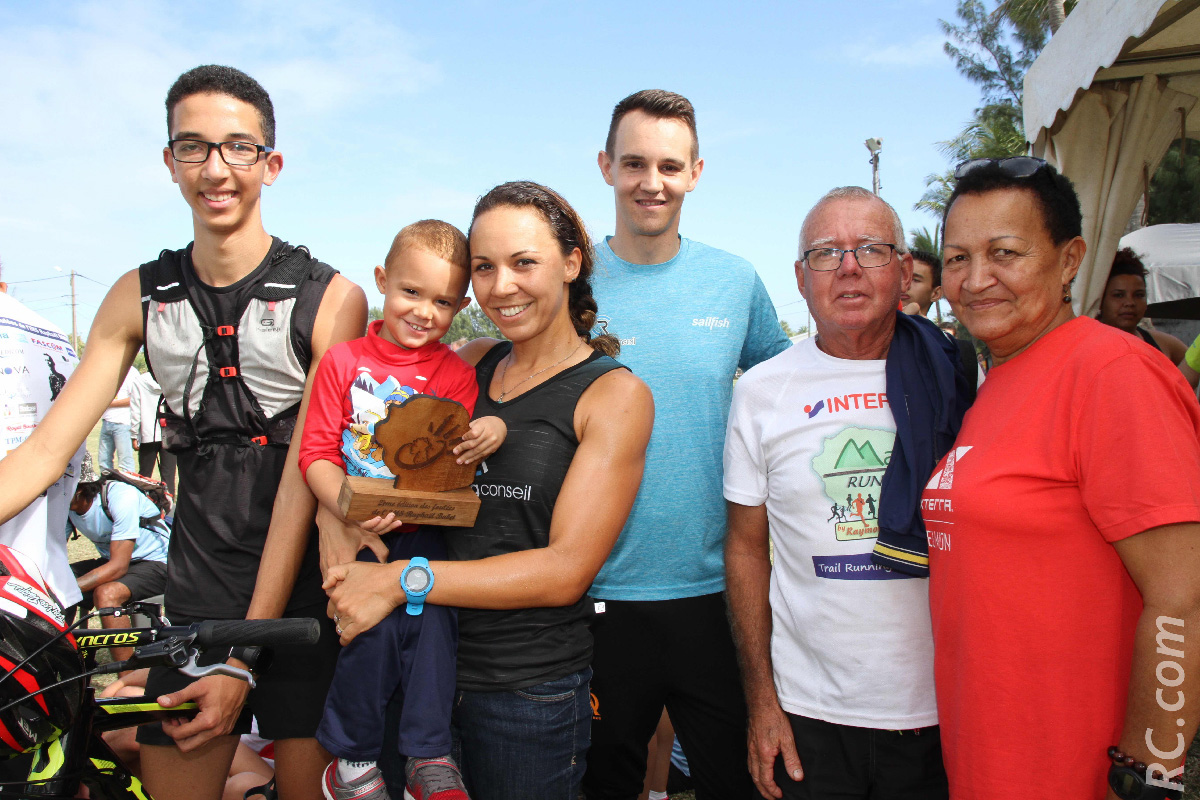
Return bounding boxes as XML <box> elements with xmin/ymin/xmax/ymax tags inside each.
<box><xmin>585</xmin><ymin>89</ymin><xmax>789</xmax><ymax>800</ymax></box>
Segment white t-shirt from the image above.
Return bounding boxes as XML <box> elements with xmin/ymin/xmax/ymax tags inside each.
<box><xmin>0</xmin><ymin>292</ymin><xmax>83</xmax><ymax>607</ymax></box>
<box><xmin>723</xmin><ymin>338</ymin><xmax>937</xmax><ymax>729</ymax></box>
<box><xmin>129</xmin><ymin>370</ymin><xmax>162</xmax><ymax>443</ymax></box>
<box><xmin>101</xmin><ymin>368</ymin><xmax>137</xmax><ymax>425</ymax></box>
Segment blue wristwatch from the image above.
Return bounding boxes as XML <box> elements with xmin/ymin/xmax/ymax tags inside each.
<box><xmin>400</xmin><ymin>557</ymin><xmax>434</xmax><ymax>616</ymax></box>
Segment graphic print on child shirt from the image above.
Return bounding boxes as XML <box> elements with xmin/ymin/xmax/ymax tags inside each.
<box><xmin>340</xmin><ymin>368</ymin><xmax>422</xmax><ymax>478</ymax></box>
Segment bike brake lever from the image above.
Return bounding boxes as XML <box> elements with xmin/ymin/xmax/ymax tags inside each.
<box><xmin>177</xmin><ymin>649</ymin><xmax>257</xmax><ymax>689</ymax></box>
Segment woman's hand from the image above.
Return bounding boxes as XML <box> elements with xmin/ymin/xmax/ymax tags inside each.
<box><xmin>454</xmin><ymin>416</ymin><xmax>507</xmax><ymax>464</ymax></box>
<box><xmin>315</xmin><ymin>505</ymin><xmax>391</xmax><ymax>575</ymax></box>
<box><xmin>323</xmin><ymin>560</ymin><xmax>405</xmax><ymax>644</ymax></box>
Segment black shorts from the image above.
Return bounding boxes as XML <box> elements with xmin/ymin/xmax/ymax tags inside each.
<box><xmin>134</xmin><ymin>601</ymin><xmax>340</xmax><ymax>745</ymax></box>
<box><xmin>71</xmin><ymin>558</ymin><xmax>168</xmax><ymax>604</ymax></box>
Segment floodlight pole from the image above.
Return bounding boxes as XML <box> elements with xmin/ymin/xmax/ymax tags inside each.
<box><xmin>865</xmin><ymin>138</ymin><xmax>882</xmax><ymax>195</ymax></box>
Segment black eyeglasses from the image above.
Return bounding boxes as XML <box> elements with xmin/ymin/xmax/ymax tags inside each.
<box><xmin>954</xmin><ymin>156</ymin><xmax>1048</xmax><ymax>180</ymax></box>
<box><xmin>168</xmin><ymin>139</ymin><xmax>273</xmax><ymax>166</ymax></box>
<box><xmin>802</xmin><ymin>243</ymin><xmax>897</xmax><ymax>272</ymax></box>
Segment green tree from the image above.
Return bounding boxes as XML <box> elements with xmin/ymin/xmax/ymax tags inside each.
<box><xmin>1148</xmin><ymin>139</ymin><xmax>1200</xmax><ymax>225</ymax></box>
<box><xmin>442</xmin><ymin>304</ymin><xmax>502</xmax><ymax>344</ymax></box>
<box><xmin>919</xmin><ymin>1</ymin><xmax>1067</xmax><ymax>224</ymax></box>
<box><xmin>940</xmin><ymin>0</ymin><xmax>1044</xmax><ymax>109</ymax></box>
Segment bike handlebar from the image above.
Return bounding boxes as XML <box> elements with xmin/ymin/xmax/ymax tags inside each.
<box><xmin>193</xmin><ymin>618</ymin><xmax>320</xmax><ymax>648</ymax></box>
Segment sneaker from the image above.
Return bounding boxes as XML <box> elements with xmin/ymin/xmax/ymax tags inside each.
<box><xmin>405</xmin><ymin>756</ymin><xmax>469</xmax><ymax>800</ymax></box>
<box><xmin>322</xmin><ymin>760</ymin><xmax>391</xmax><ymax>800</ymax></box>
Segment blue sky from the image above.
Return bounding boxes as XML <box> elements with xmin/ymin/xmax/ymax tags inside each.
<box><xmin>0</xmin><ymin>0</ymin><xmax>981</xmax><ymax>336</ymax></box>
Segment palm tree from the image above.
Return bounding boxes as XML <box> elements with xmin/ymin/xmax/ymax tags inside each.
<box><xmin>909</xmin><ymin>226</ymin><xmax>942</xmax><ymax>257</ymax></box>
<box><xmin>916</xmin><ymin>171</ymin><xmax>955</xmax><ymax>220</ymax></box>
<box><xmin>994</xmin><ymin>0</ymin><xmax>1074</xmax><ymax>35</ymax></box>
<box><xmin>941</xmin><ymin>104</ymin><xmax>1026</xmax><ymax>163</ymax></box>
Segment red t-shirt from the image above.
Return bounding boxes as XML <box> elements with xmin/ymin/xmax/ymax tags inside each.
<box><xmin>923</xmin><ymin>317</ymin><xmax>1200</xmax><ymax>799</ymax></box>
<box><xmin>298</xmin><ymin>320</ymin><xmax>478</xmax><ymax>480</ymax></box>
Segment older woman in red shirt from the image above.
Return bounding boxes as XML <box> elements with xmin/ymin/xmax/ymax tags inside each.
<box><xmin>923</xmin><ymin>157</ymin><xmax>1200</xmax><ymax>800</ymax></box>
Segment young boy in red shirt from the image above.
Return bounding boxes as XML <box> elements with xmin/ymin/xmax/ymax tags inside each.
<box><xmin>299</xmin><ymin>220</ymin><xmax>505</xmax><ymax>800</ymax></box>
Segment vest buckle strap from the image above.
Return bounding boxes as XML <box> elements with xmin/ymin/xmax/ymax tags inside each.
<box><xmin>218</xmin><ymin>366</ymin><xmax>239</xmax><ymax>378</ymax></box>
<box><xmin>249</xmin><ymin>436</ymin><xmax>268</xmax><ymax>446</ymax></box>
<box><xmin>216</xmin><ymin>325</ymin><xmax>236</xmax><ymax>336</ymax></box>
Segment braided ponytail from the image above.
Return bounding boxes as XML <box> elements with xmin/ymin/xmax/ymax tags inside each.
<box><xmin>471</xmin><ymin>181</ymin><xmax>620</xmax><ymax>356</ymax></box>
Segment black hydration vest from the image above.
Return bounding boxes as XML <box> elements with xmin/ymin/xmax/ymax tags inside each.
<box><xmin>139</xmin><ymin>240</ymin><xmax>335</xmax><ymax>452</ymax></box>
<box><xmin>136</xmin><ymin>239</ymin><xmax>337</xmax><ymax>617</ymax></box>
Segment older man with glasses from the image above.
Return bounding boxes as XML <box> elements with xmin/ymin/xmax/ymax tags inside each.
<box><xmin>724</xmin><ymin>186</ymin><xmax>971</xmax><ymax>799</ymax></box>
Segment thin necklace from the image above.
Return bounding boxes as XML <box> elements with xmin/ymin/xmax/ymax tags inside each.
<box><xmin>497</xmin><ymin>338</ymin><xmax>584</xmax><ymax>402</ymax></box>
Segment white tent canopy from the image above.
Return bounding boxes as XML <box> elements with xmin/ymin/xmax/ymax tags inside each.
<box><xmin>1119</xmin><ymin>222</ymin><xmax>1200</xmax><ymax>303</ymax></box>
<box><xmin>1024</xmin><ymin>0</ymin><xmax>1200</xmax><ymax>316</ymax></box>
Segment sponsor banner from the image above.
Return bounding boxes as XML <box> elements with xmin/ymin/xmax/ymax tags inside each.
<box><xmin>0</xmin><ymin>317</ymin><xmax>73</xmax><ymax>346</ymax></box>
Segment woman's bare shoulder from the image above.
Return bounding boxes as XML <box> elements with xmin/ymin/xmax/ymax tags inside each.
<box><xmin>456</xmin><ymin>337</ymin><xmax>505</xmax><ymax>367</ymax></box>
<box><xmin>577</xmin><ymin>367</ymin><xmax>654</xmax><ymax>431</ymax></box>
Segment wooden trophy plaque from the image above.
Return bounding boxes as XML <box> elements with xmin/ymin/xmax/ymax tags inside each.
<box><xmin>337</xmin><ymin>395</ymin><xmax>481</xmax><ymax>527</ymax></box>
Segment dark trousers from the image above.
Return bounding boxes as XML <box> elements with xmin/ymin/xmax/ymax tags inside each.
<box><xmin>137</xmin><ymin>441</ymin><xmax>176</xmax><ymax>494</ymax></box>
<box><xmin>774</xmin><ymin>714</ymin><xmax>948</xmax><ymax>800</ymax></box>
<box><xmin>316</xmin><ymin>528</ymin><xmax>457</xmax><ymax>761</ymax></box>
<box><xmin>582</xmin><ymin>592</ymin><xmax>756</xmax><ymax>800</ymax></box>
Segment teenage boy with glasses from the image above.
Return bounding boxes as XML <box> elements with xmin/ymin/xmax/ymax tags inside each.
<box><xmin>0</xmin><ymin>65</ymin><xmax>366</xmax><ymax>800</ymax></box>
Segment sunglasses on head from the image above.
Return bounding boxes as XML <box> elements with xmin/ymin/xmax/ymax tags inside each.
<box><xmin>954</xmin><ymin>156</ymin><xmax>1049</xmax><ymax>180</ymax></box>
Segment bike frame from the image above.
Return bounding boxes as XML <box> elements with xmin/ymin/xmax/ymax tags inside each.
<box><xmin>2</xmin><ymin>626</ymin><xmax>197</xmax><ymax>800</ymax></box>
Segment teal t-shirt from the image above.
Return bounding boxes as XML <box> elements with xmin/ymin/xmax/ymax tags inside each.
<box><xmin>590</xmin><ymin>237</ymin><xmax>790</xmax><ymax>600</ymax></box>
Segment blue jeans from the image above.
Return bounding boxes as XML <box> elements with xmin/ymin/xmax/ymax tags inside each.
<box><xmin>450</xmin><ymin>668</ymin><xmax>592</xmax><ymax>800</ymax></box>
<box><xmin>98</xmin><ymin>420</ymin><xmax>134</xmax><ymax>471</ymax></box>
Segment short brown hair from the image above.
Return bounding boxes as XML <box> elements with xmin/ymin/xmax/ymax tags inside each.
<box><xmin>385</xmin><ymin>219</ymin><xmax>471</xmax><ymax>293</ymax></box>
<box><xmin>605</xmin><ymin>89</ymin><xmax>699</xmax><ymax>163</ymax></box>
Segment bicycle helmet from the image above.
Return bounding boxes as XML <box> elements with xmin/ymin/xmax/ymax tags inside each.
<box><xmin>0</xmin><ymin>544</ymin><xmax>84</xmax><ymax>756</ymax></box>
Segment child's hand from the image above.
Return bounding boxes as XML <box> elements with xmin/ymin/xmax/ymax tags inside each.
<box><xmin>358</xmin><ymin>512</ymin><xmax>407</xmax><ymax>536</ymax></box>
<box><xmin>454</xmin><ymin>416</ymin><xmax>507</xmax><ymax>464</ymax></box>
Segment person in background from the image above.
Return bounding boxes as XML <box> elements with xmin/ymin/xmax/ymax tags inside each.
<box><xmin>928</xmin><ymin>156</ymin><xmax>1200</xmax><ymax>799</ymax></box>
<box><xmin>68</xmin><ymin>459</ymin><xmax>170</xmax><ymax>664</ymax></box>
<box><xmin>1097</xmin><ymin>247</ymin><xmax>1199</xmax><ymax>389</ymax></box>
<box><xmin>99</xmin><ymin>368</ymin><xmax>138</xmax><ymax>471</ymax></box>
<box><xmin>129</xmin><ymin>368</ymin><xmax>177</xmax><ymax>492</ymax></box>
<box><xmin>586</xmin><ymin>89</ymin><xmax>789</xmax><ymax>800</ymax></box>
<box><xmin>907</xmin><ymin>248</ymin><xmax>980</xmax><ymax>396</ymax></box>
<box><xmin>0</xmin><ymin>258</ymin><xmax>84</xmax><ymax>608</ymax></box>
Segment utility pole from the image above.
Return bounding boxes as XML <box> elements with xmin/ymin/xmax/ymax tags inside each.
<box><xmin>70</xmin><ymin>270</ymin><xmax>78</xmax><ymax>352</ymax></box>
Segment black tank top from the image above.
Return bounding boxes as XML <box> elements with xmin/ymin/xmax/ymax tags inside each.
<box><xmin>160</xmin><ymin>240</ymin><xmax>331</xmax><ymax>617</ymax></box>
<box><xmin>1137</xmin><ymin>326</ymin><xmax>1164</xmax><ymax>353</ymax></box>
<box><xmin>448</xmin><ymin>342</ymin><xmax>626</xmax><ymax>691</ymax></box>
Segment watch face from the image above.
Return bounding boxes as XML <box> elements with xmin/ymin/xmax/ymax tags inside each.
<box><xmin>406</xmin><ymin>567</ymin><xmax>431</xmax><ymax>593</ymax></box>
